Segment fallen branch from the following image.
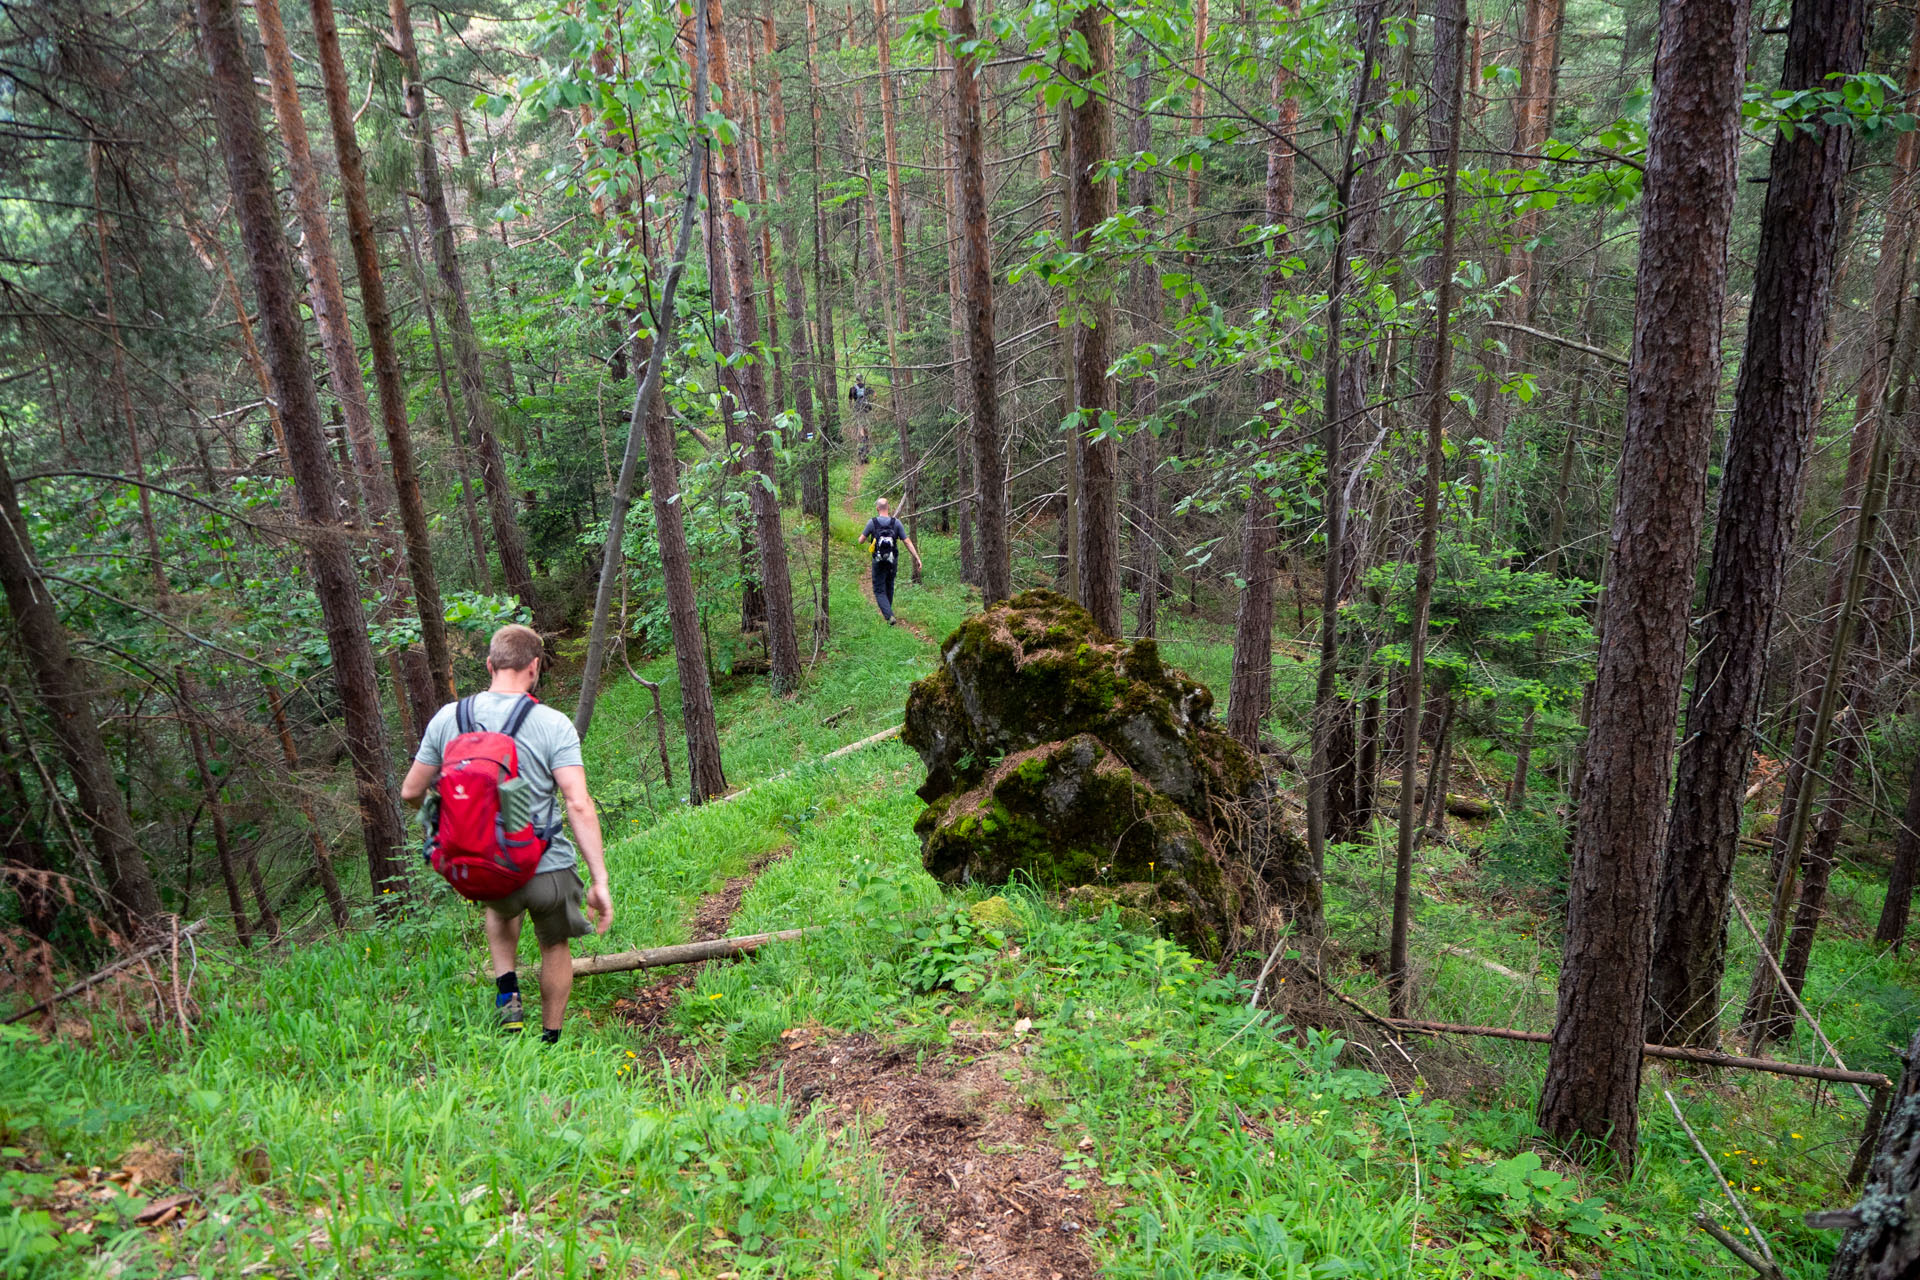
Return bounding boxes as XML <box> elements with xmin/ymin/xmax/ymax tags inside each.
<box><xmin>1667</xmin><ymin>1089</ymin><xmax>1778</xmax><ymax>1270</ymax></box>
<box><xmin>5</xmin><ymin>919</ymin><xmax>210</xmax><ymax>1024</ymax></box>
<box><xmin>715</xmin><ymin>723</ymin><xmax>904</xmax><ymax>805</ymax></box>
<box><xmin>823</xmin><ymin>723</ymin><xmax>902</xmax><ymax>759</ymax></box>
<box><xmin>1695</xmin><ymin>1213</ymin><xmax>1785</xmax><ymax>1280</ymax></box>
<box><xmin>821</xmin><ymin>704</ymin><xmax>855</xmax><ymax>727</ymax></box>
<box><xmin>1380</xmin><ymin>1017</ymin><xmax>1891</xmax><ymax>1088</ymax></box>
<box><xmin>1729</xmin><ymin>889</ymin><xmax>1870</xmax><ymax>1105</ymax></box>
<box><xmin>573</xmin><ymin>928</ymin><xmax>810</xmax><ymax>976</ymax></box>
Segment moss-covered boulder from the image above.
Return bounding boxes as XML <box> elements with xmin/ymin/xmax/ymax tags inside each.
<box><xmin>903</xmin><ymin>590</ymin><xmax>1316</xmax><ymax>955</ymax></box>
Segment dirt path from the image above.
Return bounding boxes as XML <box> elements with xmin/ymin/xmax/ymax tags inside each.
<box><xmin>610</xmin><ymin>844</ymin><xmax>791</xmax><ymax>1040</ymax></box>
<box><xmin>766</xmin><ymin>1031</ymin><xmax>1096</xmax><ymax>1279</ymax></box>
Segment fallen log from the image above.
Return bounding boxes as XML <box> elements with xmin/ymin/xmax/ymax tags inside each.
<box><xmin>5</xmin><ymin>919</ymin><xmax>210</xmax><ymax>1025</ymax></box>
<box><xmin>573</xmin><ymin>928</ymin><xmax>809</xmax><ymax>977</ymax></box>
<box><xmin>1373</xmin><ymin>781</ymin><xmax>1494</xmax><ymax>819</ymax></box>
<box><xmin>1383</xmin><ymin>1017</ymin><xmax>1891</xmax><ymax>1089</ymax></box>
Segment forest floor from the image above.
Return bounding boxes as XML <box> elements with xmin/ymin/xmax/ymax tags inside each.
<box><xmin>5</xmin><ymin>464</ymin><xmax>1917</xmax><ymax>1278</ymax></box>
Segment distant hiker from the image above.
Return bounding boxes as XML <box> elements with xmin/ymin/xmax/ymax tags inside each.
<box><xmin>850</xmin><ymin>380</ymin><xmax>873</xmax><ymax>462</ymax></box>
<box><xmin>401</xmin><ymin>624</ymin><xmax>613</xmax><ymax>1043</ymax></box>
<box><xmin>860</xmin><ymin>496</ymin><xmax>921</xmax><ymax>625</ymax></box>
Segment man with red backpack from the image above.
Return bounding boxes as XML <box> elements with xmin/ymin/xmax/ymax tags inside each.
<box><xmin>401</xmin><ymin>624</ymin><xmax>612</xmax><ymax>1042</ymax></box>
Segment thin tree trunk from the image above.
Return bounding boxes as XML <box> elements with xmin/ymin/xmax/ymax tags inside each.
<box><xmin>1745</xmin><ymin>325</ymin><xmax>1907</xmax><ymax>1045</ymax></box>
<box><xmin>308</xmin><ymin>0</ymin><xmax>455</xmax><ymax>701</ymax></box>
<box><xmin>808</xmin><ymin>0</ymin><xmax>838</xmax><ymax>641</ymax></box>
<box><xmin>1646</xmin><ymin>0</ymin><xmax>1868</xmax><ymax>1051</ymax></box>
<box><xmin>180</xmin><ymin>671</ymin><xmax>278</xmax><ymax>943</ymax></box>
<box><xmin>576</xmin><ymin>9</ymin><xmax>711</xmax><ymax>738</ymax></box>
<box><xmin>1225</xmin><ymin>49</ymin><xmax>1297</xmax><ymax>748</ymax></box>
<box><xmin>1538</xmin><ymin>0</ymin><xmax>1749</xmax><ymax>1170</ymax></box>
<box><xmin>873</xmin><ymin>0</ymin><xmax>920</xmax><ymax>579</ymax></box>
<box><xmin>949</xmin><ymin>0</ymin><xmax>1008</xmax><ymax>603</ymax></box>
<box><xmin>1878</xmin><ymin>740</ymin><xmax>1920</xmax><ymax>948</ymax></box>
<box><xmin>762</xmin><ymin>16</ymin><xmax>822</xmax><ymax>522</ymax></box>
<box><xmin>196</xmin><ymin>0</ymin><xmax>410</xmax><ymax>900</ymax></box>
<box><xmin>1127</xmin><ymin>40</ymin><xmax>1161</xmax><ymax>638</ymax></box>
<box><xmin>388</xmin><ymin>0</ymin><xmax>541</xmax><ymax>624</ymax></box>
<box><xmin>0</xmin><ymin>454</ymin><xmax>161</xmax><ymax>937</ymax></box>
<box><xmin>254</xmin><ymin>0</ymin><xmax>385</xmax><ymax>516</ymax></box>
<box><xmin>265</xmin><ymin>683</ymin><xmax>350</xmax><ymax>928</ymax></box>
<box><xmin>710</xmin><ymin>0</ymin><xmax>801</xmax><ymax>695</ymax></box>
<box><xmin>1066</xmin><ymin>2</ymin><xmax>1121</xmax><ymax>635</ymax></box>
<box><xmin>1306</xmin><ymin>0</ymin><xmax>1386</xmax><ymax>875</ymax></box>
<box><xmin>1388</xmin><ymin>0</ymin><xmax>1467</xmax><ymax>1017</ymax></box>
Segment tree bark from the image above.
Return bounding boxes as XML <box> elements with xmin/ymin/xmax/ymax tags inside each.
<box><xmin>1306</xmin><ymin>0</ymin><xmax>1387</xmax><ymax>874</ymax></box>
<box><xmin>254</xmin><ymin>0</ymin><xmax>385</xmax><ymax>517</ymax></box>
<box><xmin>1388</xmin><ymin>0</ymin><xmax>1467</xmax><ymax>1018</ymax></box>
<box><xmin>872</xmin><ymin>0</ymin><xmax>921</xmax><ymax>579</ymax></box>
<box><xmin>307</xmin><ymin>0</ymin><xmax>454</xmax><ymax>702</ymax></box>
<box><xmin>761</xmin><ymin>16</ymin><xmax>822</xmax><ymax>522</ymax></box>
<box><xmin>1066</xmin><ymin>2</ymin><xmax>1122</xmax><ymax>636</ymax></box>
<box><xmin>388</xmin><ymin>0</ymin><xmax>541</xmax><ymax>625</ymax></box>
<box><xmin>1538</xmin><ymin>0</ymin><xmax>1748</xmax><ymax>1172</ymax></box>
<box><xmin>710</xmin><ymin>0</ymin><xmax>802</xmax><ymax>696</ymax></box>
<box><xmin>0</xmin><ymin>453</ymin><xmax>161</xmax><ymax>936</ymax></box>
<box><xmin>575</xmin><ymin>8</ymin><xmax>712</xmax><ymax>739</ymax></box>
<box><xmin>196</xmin><ymin>0</ymin><xmax>410</xmax><ymax>899</ymax></box>
<box><xmin>1825</xmin><ymin>1023</ymin><xmax>1920</xmax><ymax>1278</ymax></box>
<box><xmin>1646</xmin><ymin>0</ymin><xmax>1867</xmax><ymax>1051</ymax></box>
<box><xmin>948</xmin><ymin>0</ymin><xmax>1008</xmax><ymax>603</ymax></box>
<box><xmin>1225</xmin><ymin>47</ymin><xmax>1298</xmax><ymax>749</ymax></box>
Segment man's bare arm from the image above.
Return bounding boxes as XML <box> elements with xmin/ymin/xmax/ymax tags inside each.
<box><xmin>400</xmin><ymin>760</ymin><xmax>438</xmax><ymax>808</ymax></box>
<box><xmin>554</xmin><ymin>764</ymin><xmax>613</xmax><ymax>932</ymax></box>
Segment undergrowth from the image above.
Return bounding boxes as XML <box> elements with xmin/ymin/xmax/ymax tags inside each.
<box><xmin>3</xmin><ymin>472</ymin><xmax>1903</xmax><ymax>1278</ymax></box>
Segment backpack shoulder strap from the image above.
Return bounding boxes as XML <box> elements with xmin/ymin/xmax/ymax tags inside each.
<box><xmin>502</xmin><ymin>694</ymin><xmax>538</xmax><ymax>739</ymax></box>
<box><xmin>455</xmin><ymin>696</ymin><xmax>476</xmax><ymax>735</ymax></box>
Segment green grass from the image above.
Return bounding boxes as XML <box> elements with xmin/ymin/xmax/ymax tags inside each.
<box><xmin>4</xmin><ymin>479</ymin><xmax>1905</xmax><ymax>1278</ymax></box>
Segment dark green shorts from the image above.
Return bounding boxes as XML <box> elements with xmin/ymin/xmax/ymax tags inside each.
<box><xmin>485</xmin><ymin>867</ymin><xmax>590</xmax><ymax>947</ymax></box>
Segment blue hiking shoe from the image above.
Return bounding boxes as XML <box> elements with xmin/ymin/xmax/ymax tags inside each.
<box><xmin>496</xmin><ymin>991</ymin><xmax>525</xmax><ymax>1033</ymax></box>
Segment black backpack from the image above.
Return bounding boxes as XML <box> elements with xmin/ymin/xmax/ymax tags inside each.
<box><xmin>873</xmin><ymin>521</ymin><xmax>898</xmax><ymax>566</ymax></box>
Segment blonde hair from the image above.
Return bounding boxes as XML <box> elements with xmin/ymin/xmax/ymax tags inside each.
<box><xmin>487</xmin><ymin>624</ymin><xmax>545</xmax><ymax>672</ymax></box>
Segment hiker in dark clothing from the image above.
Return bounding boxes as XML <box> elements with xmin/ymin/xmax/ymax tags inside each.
<box><xmin>859</xmin><ymin>496</ymin><xmax>921</xmax><ymax>625</ymax></box>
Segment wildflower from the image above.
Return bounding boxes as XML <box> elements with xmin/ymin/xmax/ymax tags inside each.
<box><xmin>709</xmin><ymin>992</ymin><xmax>724</xmax><ymax>1000</ymax></box>
<box><xmin>626</xmin><ymin>1050</ymin><xmax>637</xmax><ymax>1059</ymax></box>
<box><xmin>1791</xmin><ymin>1133</ymin><xmax>1802</xmax><ymax>1140</ymax></box>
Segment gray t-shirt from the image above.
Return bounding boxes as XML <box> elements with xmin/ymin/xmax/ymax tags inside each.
<box><xmin>414</xmin><ymin>692</ymin><xmax>583</xmax><ymax>873</ymax></box>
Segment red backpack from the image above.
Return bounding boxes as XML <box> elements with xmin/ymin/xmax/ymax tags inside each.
<box><xmin>426</xmin><ymin>695</ymin><xmax>550</xmax><ymax>901</ymax></box>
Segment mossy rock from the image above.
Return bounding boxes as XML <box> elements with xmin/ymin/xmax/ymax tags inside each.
<box><xmin>903</xmin><ymin>590</ymin><xmax>1258</xmax><ymax>817</ymax></box>
<box><xmin>920</xmin><ymin>734</ymin><xmax>1232</xmax><ymax>957</ymax></box>
<box><xmin>967</xmin><ymin>895</ymin><xmax>1024</xmax><ymax>938</ymax></box>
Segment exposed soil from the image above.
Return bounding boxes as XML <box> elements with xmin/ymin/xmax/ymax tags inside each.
<box><xmin>764</xmin><ymin>1030</ymin><xmax>1095</xmax><ymax>1279</ymax></box>
<box><xmin>610</xmin><ymin>844</ymin><xmax>790</xmax><ymax>1044</ymax></box>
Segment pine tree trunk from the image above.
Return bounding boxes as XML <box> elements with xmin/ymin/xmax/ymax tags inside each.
<box><xmin>388</xmin><ymin>0</ymin><xmax>541</xmax><ymax>625</ymax></box>
<box><xmin>575</xmin><ymin>9</ymin><xmax>712</xmax><ymax>741</ymax></box>
<box><xmin>872</xmin><ymin>0</ymin><xmax>921</xmax><ymax>578</ymax></box>
<box><xmin>196</xmin><ymin>0</ymin><xmax>410</xmax><ymax>900</ymax></box>
<box><xmin>1538</xmin><ymin>0</ymin><xmax>1748</xmax><ymax>1171</ymax></box>
<box><xmin>1306</xmin><ymin>0</ymin><xmax>1387</xmax><ymax>873</ymax></box>
<box><xmin>710</xmin><ymin>0</ymin><xmax>801</xmax><ymax>695</ymax></box>
<box><xmin>948</xmin><ymin>0</ymin><xmax>1008</xmax><ymax>604</ymax></box>
<box><xmin>1226</xmin><ymin>50</ymin><xmax>1297</xmax><ymax>749</ymax></box>
<box><xmin>307</xmin><ymin>0</ymin><xmax>454</xmax><ymax>701</ymax></box>
<box><xmin>1825</xmin><ymin>1023</ymin><xmax>1920</xmax><ymax>1278</ymax></box>
<box><xmin>1879</xmin><ymin>743</ymin><xmax>1920</xmax><ymax>948</ymax></box>
<box><xmin>254</xmin><ymin>0</ymin><xmax>385</xmax><ymax>517</ymax></box>
<box><xmin>761</xmin><ymin>16</ymin><xmax>823</xmax><ymax>521</ymax></box>
<box><xmin>1646</xmin><ymin>0</ymin><xmax>1867</xmax><ymax>1051</ymax></box>
<box><xmin>1066</xmin><ymin>2</ymin><xmax>1122</xmax><ymax>635</ymax></box>
<box><xmin>1389</xmin><ymin>0</ymin><xmax>1467</xmax><ymax>1015</ymax></box>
